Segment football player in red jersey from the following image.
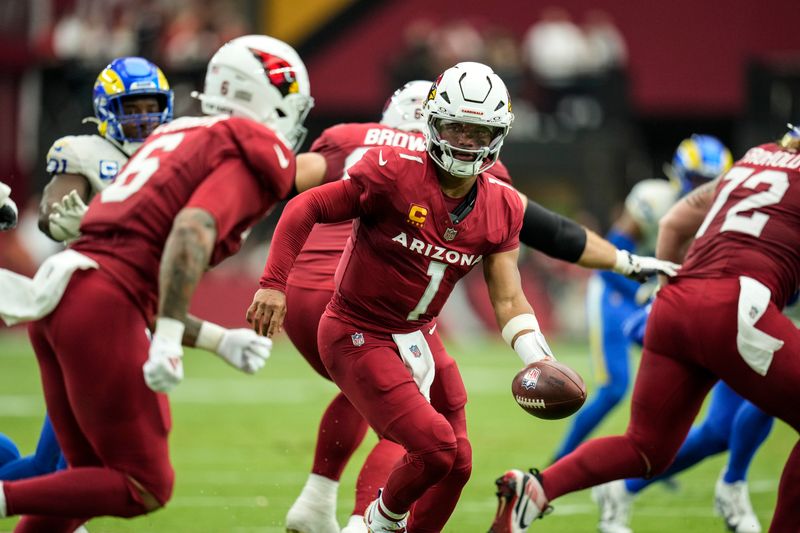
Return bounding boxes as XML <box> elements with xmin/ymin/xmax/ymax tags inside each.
<box><xmin>0</xmin><ymin>35</ymin><xmax>313</xmax><ymax>532</ymax></box>
<box><xmin>249</xmin><ymin>62</ymin><xmax>679</xmax><ymax>532</ymax></box>
<box><xmin>491</xmin><ymin>126</ymin><xmax>800</xmax><ymax>533</ymax></box>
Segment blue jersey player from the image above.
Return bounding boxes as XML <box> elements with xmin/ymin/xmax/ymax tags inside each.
<box><xmin>552</xmin><ymin>135</ymin><xmax>733</xmax><ymax>464</ymax></box>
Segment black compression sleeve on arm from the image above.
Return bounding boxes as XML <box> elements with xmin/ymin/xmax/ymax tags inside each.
<box><xmin>520</xmin><ymin>198</ymin><xmax>587</xmax><ymax>262</ymax></box>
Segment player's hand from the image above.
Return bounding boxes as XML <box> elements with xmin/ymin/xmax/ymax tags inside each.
<box><xmin>246</xmin><ymin>288</ymin><xmax>286</xmax><ymax>338</ymax></box>
<box><xmin>613</xmin><ymin>250</ymin><xmax>680</xmax><ymax>283</ymax></box>
<box><xmin>216</xmin><ymin>328</ymin><xmax>272</xmax><ymax>374</ymax></box>
<box><xmin>48</xmin><ymin>190</ymin><xmax>88</xmax><ymax>242</ymax></box>
<box><xmin>144</xmin><ymin>318</ymin><xmax>185</xmax><ymax>393</ymax></box>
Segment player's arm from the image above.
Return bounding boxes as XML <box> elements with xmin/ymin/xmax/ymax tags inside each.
<box><xmin>39</xmin><ymin>173</ymin><xmax>91</xmax><ymax>241</ymax></box>
<box><xmin>294</xmin><ymin>152</ymin><xmax>328</xmax><ymax>193</ymax></box>
<box><xmin>484</xmin><ymin>248</ymin><xmax>554</xmax><ymax>365</ymax></box>
<box><xmin>656</xmin><ymin>177</ymin><xmax>718</xmax><ymax>264</ymax></box>
<box><xmin>248</xmin><ymin>179</ymin><xmax>362</xmax><ymax>337</ymax></box>
<box><xmin>517</xmin><ymin>192</ymin><xmax>678</xmax><ymax>282</ymax></box>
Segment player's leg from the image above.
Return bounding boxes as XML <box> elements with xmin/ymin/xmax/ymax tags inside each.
<box><xmin>712</xmin><ymin>402</ymin><xmax>773</xmax><ymax>533</ymax></box>
<box><xmin>593</xmin><ymin>381</ymin><xmax>742</xmax><ymax>532</ymax></box>
<box><xmin>624</xmin><ymin>380</ymin><xmax>742</xmax><ymax>493</ymax></box>
<box><xmin>407</xmin><ymin>350</ymin><xmax>471</xmax><ymax>532</ymax></box>
<box><xmin>703</xmin><ymin>301</ymin><xmax>800</xmax><ymax>533</ymax></box>
<box><xmin>553</xmin><ymin>280</ymin><xmax>635</xmax><ymax>460</ymax></box>
<box><xmin>0</xmin><ymin>415</ymin><xmax>64</xmax><ymax>481</ymax></box>
<box><xmin>318</xmin><ymin>315</ymin><xmax>459</xmax><ymax>529</ymax></box>
<box><xmin>284</xmin><ymin>284</ymin><xmax>368</xmax><ymax>532</ymax></box>
<box><xmin>343</xmin><ymin>438</ymin><xmax>405</xmax><ymax>530</ymax></box>
<box><xmin>1</xmin><ymin>271</ymin><xmax>174</xmax><ymax>522</ymax></box>
<box><xmin>0</xmin><ymin>434</ymin><xmax>20</xmax><ymax>468</ymax></box>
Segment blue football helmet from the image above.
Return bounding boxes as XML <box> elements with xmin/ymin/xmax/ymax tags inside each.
<box><xmin>780</xmin><ymin>123</ymin><xmax>800</xmax><ymax>150</ymax></box>
<box><xmin>668</xmin><ymin>134</ymin><xmax>733</xmax><ymax>195</ymax></box>
<box><xmin>93</xmin><ymin>57</ymin><xmax>173</xmax><ymax>144</ymax></box>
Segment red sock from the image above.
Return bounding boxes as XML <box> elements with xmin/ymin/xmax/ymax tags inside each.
<box><xmin>312</xmin><ymin>392</ymin><xmax>369</xmax><ymax>480</ymax></box>
<box><xmin>353</xmin><ymin>438</ymin><xmax>405</xmax><ymax>515</ymax></box>
<box><xmin>5</xmin><ymin>467</ymin><xmax>147</xmax><ymax>518</ymax></box>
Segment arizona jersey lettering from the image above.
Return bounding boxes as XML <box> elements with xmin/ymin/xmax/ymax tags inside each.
<box><xmin>328</xmin><ymin>146</ymin><xmax>522</xmax><ymax>333</ymax></box>
<box><xmin>289</xmin><ymin>122</ymin><xmax>513</xmax><ymax>291</ymax></box>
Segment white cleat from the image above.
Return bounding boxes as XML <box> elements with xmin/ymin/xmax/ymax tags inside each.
<box><xmin>341</xmin><ymin>514</ymin><xmax>368</xmax><ymax>532</ymax></box>
<box><xmin>488</xmin><ymin>469</ymin><xmax>551</xmax><ymax>533</ymax></box>
<box><xmin>714</xmin><ymin>475</ymin><xmax>762</xmax><ymax>533</ymax></box>
<box><xmin>363</xmin><ymin>495</ymin><xmax>407</xmax><ymax>532</ymax></box>
<box><xmin>592</xmin><ymin>480</ymin><xmax>633</xmax><ymax>533</ymax></box>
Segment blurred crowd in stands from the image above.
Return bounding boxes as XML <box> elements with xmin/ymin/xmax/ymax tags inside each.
<box><xmin>40</xmin><ymin>0</ymin><xmax>251</xmax><ymax>69</ymax></box>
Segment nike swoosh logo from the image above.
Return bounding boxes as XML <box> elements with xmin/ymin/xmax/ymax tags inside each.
<box><xmin>378</xmin><ymin>150</ymin><xmax>388</xmax><ymax>166</ymax></box>
<box><xmin>273</xmin><ymin>144</ymin><xmax>290</xmax><ymax>169</ymax></box>
<box><xmin>428</xmin><ymin>323</ymin><xmax>437</xmax><ymax>335</ymax></box>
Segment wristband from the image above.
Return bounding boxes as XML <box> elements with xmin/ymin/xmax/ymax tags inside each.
<box><xmin>513</xmin><ymin>331</ymin><xmax>554</xmax><ymax>365</ymax></box>
<box><xmin>501</xmin><ymin>313</ymin><xmax>540</xmax><ymax>346</ymax></box>
<box><xmin>154</xmin><ymin>317</ymin><xmax>185</xmax><ymax>344</ymax></box>
<box><xmin>196</xmin><ymin>321</ymin><xmax>226</xmax><ymax>352</ymax></box>
<box><xmin>613</xmin><ymin>249</ymin><xmax>633</xmax><ymax>275</ymax></box>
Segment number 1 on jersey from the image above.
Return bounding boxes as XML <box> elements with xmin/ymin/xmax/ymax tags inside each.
<box><xmin>407</xmin><ymin>261</ymin><xmax>447</xmax><ymax>321</ymax></box>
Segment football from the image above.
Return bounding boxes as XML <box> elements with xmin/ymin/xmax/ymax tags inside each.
<box><xmin>511</xmin><ymin>359</ymin><xmax>586</xmax><ymax>420</ymax></box>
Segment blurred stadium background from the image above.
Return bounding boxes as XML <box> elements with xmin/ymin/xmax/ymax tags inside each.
<box><xmin>0</xmin><ymin>0</ymin><xmax>799</xmax><ymax>531</ymax></box>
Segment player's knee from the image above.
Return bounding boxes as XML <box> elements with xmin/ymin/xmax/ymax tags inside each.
<box><xmin>417</xmin><ymin>416</ymin><xmax>459</xmax><ymax>479</ymax></box>
<box><xmin>449</xmin><ymin>438</ymin><xmax>473</xmax><ymax>485</ymax></box>
<box><xmin>128</xmin><ymin>466</ymin><xmax>175</xmax><ymax>513</ymax></box>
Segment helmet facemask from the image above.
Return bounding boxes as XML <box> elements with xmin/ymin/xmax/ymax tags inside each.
<box><xmin>426</xmin><ymin>116</ymin><xmax>507</xmax><ymax>177</ymax></box>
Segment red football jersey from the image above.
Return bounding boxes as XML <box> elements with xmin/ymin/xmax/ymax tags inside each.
<box><xmin>680</xmin><ymin>143</ymin><xmax>800</xmax><ymax>307</ymax></box>
<box><xmin>287</xmin><ymin>122</ymin><xmax>513</xmax><ymax>291</ymax></box>
<box><xmin>327</xmin><ymin>147</ymin><xmax>522</xmax><ymax>333</ymax></box>
<box><xmin>73</xmin><ymin>115</ymin><xmax>296</xmax><ymax>319</ymax></box>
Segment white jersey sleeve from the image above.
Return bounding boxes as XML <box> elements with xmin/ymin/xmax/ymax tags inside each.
<box><xmin>624</xmin><ymin>179</ymin><xmax>680</xmax><ymax>253</ymax></box>
<box><xmin>45</xmin><ymin>135</ymin><xmax>130</xmax><ymax>194</ymax></box>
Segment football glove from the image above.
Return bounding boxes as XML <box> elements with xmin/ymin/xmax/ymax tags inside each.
<box><xmin>216</xmin><ymin>328</ymin><xmax>272</xmax><ymax>374</ymax></box>
<box><xmin>48</xmin><ymin>190</ymin><xmax>88</xmax><ymax>242</ymax></box>
<box><xmin>613</xmin><ymin>249</ymin><xmax>680</xmax><ymax>283</ymax></box>
<box><xmin>144</xmin><ymin>318</ymin><xmax>185</xmax><ymax>393</ymax></box>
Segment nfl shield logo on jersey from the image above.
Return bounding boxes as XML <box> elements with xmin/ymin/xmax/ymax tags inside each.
<box><xmin>351</xmin><ymin>332</ymin><xmax>365</xmax><ymax>347</ymax></box>
<box><xmin>410</xmin><ymin>345</ymin><xmax>422</xmax><ymax>358</ymax></box>
<box><xmin>521</xmin><ymin>367</ymin><xmax>541</xmax><ymax>390</ymax></box>
<box><xmin>443</xmin><ymin>227</ymin><xmax>457</xmax><ymax>241</ymax></box>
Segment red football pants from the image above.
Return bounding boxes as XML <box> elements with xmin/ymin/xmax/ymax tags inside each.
<box><xmin>318</xmin><ymin>312</ymin><xmax>471</xmax><ymax>532</ymax></box>
<box><xmin>542</xmin><ymin>278</ymin><xmax>800</xmax><ymax>533</ymax></box>
<box><xmin>4</xmin><ymin>269</ymin><xmax>174</xmax><ymax>529</ymax></box>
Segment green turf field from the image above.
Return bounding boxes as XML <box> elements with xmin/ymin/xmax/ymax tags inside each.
<box><xmin>0</xmin><ymin>331</ymin><xmax>792</xmax><ymax>532</ymax></box>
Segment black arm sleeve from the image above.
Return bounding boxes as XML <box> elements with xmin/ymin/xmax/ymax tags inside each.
<box><xmin>520</xmin><ymin>198</ymin><xmax>587</xmax><ymax>262</ymax></box>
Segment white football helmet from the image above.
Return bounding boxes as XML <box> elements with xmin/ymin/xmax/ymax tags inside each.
<box><xmin>193</xmin><ymin>34</ymin><xmax>314</xmax><ymax>151</ymax></box>
<box><xmin>423</xmin><ymin>62</ymin><xmax>514</xmax><ymax>177</ymax></box>
<box><xmin>380</xmin><ymin>80</ymin><xmax>431</xmax><ymax>132</ymax></box>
